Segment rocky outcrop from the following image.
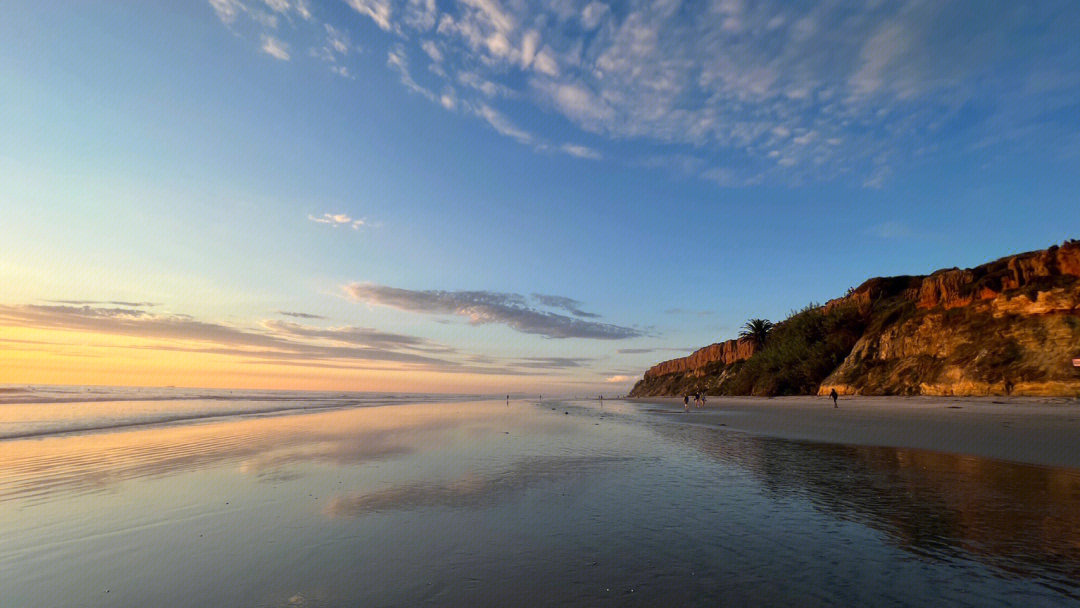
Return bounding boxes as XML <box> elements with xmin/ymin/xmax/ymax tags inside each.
<box><xmin>916</xmin><ymin>240</ymin><xmax>1080</xmax><ymax>310</ymax></box>
<box><xmin>819</xmin><ymin>283</ymin><xmax>1080</xmax><ymax>397</ymax></box>
<box><xmin>630</xmin><ymin>240</ymin><xmax>1080</xmax><ymax>397</ymax></box>
<box><xmin>642</xmin><ymin>338</ymin><xmax>756</xmax><ymax>379</ymax></box>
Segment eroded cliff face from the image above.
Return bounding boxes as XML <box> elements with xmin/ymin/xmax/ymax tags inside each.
<box><xmin>642</xmin><ymin>339</ymin><xmax>756</xmax><ymax>378</ymax></box>
<box><xmin>819</xmin><ymin>284</ymin><xmax>1080</xmax><ymax>396</ymax></box>
<box><xmin>630</xmin><ymin>240</ymin><xmax>1080</xmax><ymax>397</ymax></box>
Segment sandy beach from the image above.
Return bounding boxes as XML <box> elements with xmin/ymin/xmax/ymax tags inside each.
<box><xmin>629</xmin><ymin>395</ymin><xmax>1080</xmax><ymax>469</ymax></box>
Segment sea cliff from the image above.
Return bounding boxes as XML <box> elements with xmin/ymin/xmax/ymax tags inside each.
<box><xmin>629</xmin><ymin>240</ymin><xmax>1080</xmax><ymax>397</ymax></box>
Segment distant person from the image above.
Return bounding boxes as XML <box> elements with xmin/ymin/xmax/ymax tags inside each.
<box><xmin>701</xmin><ymin>394</ymin><xmax>707</xmax><ymax>407</ymax></box>
<box><xmin>683</xmin><ymin>395</ymin><xmax>689</xmax><ymax>413</ymax></box>
<box><xmin>829</xmin><ymin>388</ymin><xmax>838</xmax><ymax>408</ymax></box>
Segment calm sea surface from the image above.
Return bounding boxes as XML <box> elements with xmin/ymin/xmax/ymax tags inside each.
<box><xmin>2</xmin><ymin>387</ymin><xmax>1079</xmax><ymax>607</ymax></box>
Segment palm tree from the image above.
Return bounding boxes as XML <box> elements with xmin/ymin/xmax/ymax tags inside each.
<box><xmin>739</xmin><ymin>318</ymin><xmax>773</xmax><ymax>349</ymax></box>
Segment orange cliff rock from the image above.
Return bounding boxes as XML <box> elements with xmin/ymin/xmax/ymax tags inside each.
<box><xmin>643</xmin><ymin>338</ymin><xmax>757</xmax><ymax>379</ymax></box>
<box><xmin>631</xmin><ymin>239</ymin><xmax>1080</xmax><ymax>398</ymax></box>
<box><xmin>824</xmin><ymin>240</ymin><xmax>1080</xmax><ymax>312</ymax></box>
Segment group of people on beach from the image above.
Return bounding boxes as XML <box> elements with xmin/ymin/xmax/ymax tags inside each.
<box><xmin>682</xmin><ymin>392</ymin><xmax>706</xmax><ymax>412</ymax></box>
<box><xmin>679</xmin><ymin>391</ymin><xmax>837</xmax><ymax>412</ymax></box>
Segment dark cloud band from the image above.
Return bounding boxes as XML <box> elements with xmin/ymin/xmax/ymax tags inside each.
<box><xmin>344</xmin><ymin>283</ymin><xmax>642</xmax><ymax>340</ymax></box>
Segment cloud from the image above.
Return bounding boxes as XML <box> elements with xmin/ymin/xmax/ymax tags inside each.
<box><xmin>558</xmin><ymin>143</ymin><xmax>602</xmax><ymax>160</ymax></box>
<box><xmin>261</xmin><ymin>319</ymin><xmax>454</xmax><ymax>353</ymax></box>
<box><xmin>211</xmin><ymin>0</ymin><xmax>1080</xmax><ymax>186</ymax></box>
<box><xmin>514</xmin><ymin>357</ymin><xmax>592</xmax><ymax>369</ymax></box>
<box><xmin>0</xmin><ymin>304</ymin><xmax>469</xmax><ymax>370</ymax></box>
<box><xmin>581</xmin><ymin>2</ymin><xmax>610</xmax><ymax>30</ymax></box>
<box><xmin>387</xmin><ymin>45</ymin><xmax>438</xmax><ymax>101</ymax></box>
<box><xmin>344</xmin><ymin>283</ymin><xmax>643</xmax><ymax>339</ymax></box>
<box><xmin>261</xmin><ymin>35</ymin><xmax>291</xmax><ymax>60</ymax></box>
<box><xmin>209</xmin><ymin>0</ymin><xmax>245</xmax><ymax>24</ymax></box>
<box><xmin>605</xmin><ymin>375</ymin><xmax>632</xmax><ymax>383</ymax></box>
<box><xmin>276</xmin><ymin>310</ymin><xmax>326</xmax><ymax>319</ymax></box>
<box><xmin>420</xmin><ymin>39</ymin><xmax>443</xmax><ymax>62</ymax></box>
<box><xmin>344</xmin><ymin>0</ymin><xmax>394</xmax><ymax>32</ymax></box>
<box><xmin>308</xmin><ymin>212</ymin><xmax>366</xmax><ymax>229</ymax></box>
<box><xmin>48</xmin><ymin>300</ymin><xmax>159</xmax><ymax>308</ymax></box>
<box><xmin>529</xmin><ymin>294</ymin><xmax>599</xmax><ymax>318</ymax></box>
<box><xmin>476</xmin><ymin>104</ymin><xmax>534</xmax><ymax>145</ymax></box>
<box><xmin>862</xmin><ymin>164</ymin><xmax>891</xmax><ymax>189</ymax></box>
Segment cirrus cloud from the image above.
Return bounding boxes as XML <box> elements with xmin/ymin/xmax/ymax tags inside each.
<box><xmin>308</xmin><ymin>212</ymin><xmax>366</xmax><ymax>229</ymax></box>
<box><xmin>209</xmin><ymin>0</ymin><xmax>1080</xmax><ymax>187</ymax></box>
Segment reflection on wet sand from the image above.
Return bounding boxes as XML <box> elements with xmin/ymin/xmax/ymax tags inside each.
<box><xmin>324</xmin><ymin>455</ymin><xmax>632</xmax><ymax>516</ymax></box>
<box><xmin>5</xmin><ymin>398</ymin><xmax>1080</xmax><ymax>606</ymax></box>
<box><xmin>0</xmin><ymin>401</ymin><xmax>529</xmax><ymax>502</ymax></box>
<box><xmin>667</xmin><ymin>423</ymin><xmax>1080</xmax><ymax>594</ymax></box>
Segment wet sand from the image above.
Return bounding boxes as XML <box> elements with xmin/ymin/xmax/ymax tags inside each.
<box><xmin>629</xmin><ymin>395</ymin><xmax>1080</xmax><ymax>469</ymax></box>
<box><xmin>6</xmin><ymin>396</ymin><xmax>1080</xmax><ymax>605</ymax></box>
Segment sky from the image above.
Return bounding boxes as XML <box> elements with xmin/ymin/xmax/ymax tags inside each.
<box><xmin>1</xmin><ymin>0</ymin><xmax>1078</xmax><ymax>394</ymax></box>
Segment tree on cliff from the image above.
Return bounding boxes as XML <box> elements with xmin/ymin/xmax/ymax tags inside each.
<box><xmin>739</xmin><ymin>318</ymin><xmax>774</xmax><ymax>349</ymax></box>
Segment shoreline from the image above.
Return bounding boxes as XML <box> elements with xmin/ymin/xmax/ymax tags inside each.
<box><xmin>627</xmin><ymin>395</ymin><xmax>1080</xmax><ymax>469</ymax></box>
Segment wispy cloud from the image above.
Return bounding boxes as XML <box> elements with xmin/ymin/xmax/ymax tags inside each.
<box><xmin>276</xmin><ymin>310</ymin><xmax>325</xmax><ymax>320</ymax></box>
<box><xmin>0</xmin><ymin>304</ymin><xmax>469</xmax><ymax>371</ymax></box>
<box><xmin>476</xmin><ymin>103</ymin><xmax>533</xmax><ymax>145</ymax></box>
<box><xmin>47</xmin><ymin>300</ymin><xmax>159</xmax><ymax>308</ymax></box>
<box><xmin>260</xmin><ymin>35</ymin><xmax>291</xmax><ymax>60</ymax></box>
<box><xmin>529</xmin><ymin>294</ymin><xmax>599</xmax><ymax>319</ymax></box>
<box><xmin>308</xmin><ymin>212</ymin><xmax>366</xmax><ymax>229</ymax></box>
<box><xmin>208</xmin><ymin>0</ymin><xmax>1080</xmax><ymax>186</ymax></box>
<box><xmin>514</xmin><ymin>356</ymin><xmax>592</xmax><ymax>369</ymax></box>
<box><xmin>344</xmin><ymin>283</ymin><xmax>642</xmax><ymax>339</ymax></box>
<box><xmin>605</xmin><ymin>375</ymin><xmax>632</xmax><ymax>383</ymax></box>
<box><xmin>209</xmin><ymin>0</ymin><xmax>245</xmax><ymax>24</ymax></box>
<box><xmin>558</xmin><ymin>143</ymin><xmax>602</xmax><ymax>160</ymax></box>
<box><xmin>615</xmin><ymin>346</ymin><xmax>690</xmax><ymax>355</ymax></box>
<box><xmin>1</xmin><ymin>302</ymin><xmax>636</xmax><ymax>379</ymax></box>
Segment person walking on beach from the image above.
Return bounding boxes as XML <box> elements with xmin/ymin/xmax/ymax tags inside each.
<box><xmin>683</xmin><ymin>395</ymin><xmax>690</xmax><ymax>413</ymax></box>
<box><xmin>829</xmin><ymin>388</ymin><xmax>838</xmax><ymax>408</ymax></box>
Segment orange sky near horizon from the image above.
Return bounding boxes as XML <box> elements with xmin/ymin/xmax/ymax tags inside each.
<box><xmin>0</xmin><ymin>325</ymin><xmax>538</xmax><ymax>393</ymax></box>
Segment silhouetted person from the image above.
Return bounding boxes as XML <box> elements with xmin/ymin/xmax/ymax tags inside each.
<box><xmin>683</xmin><ymin>395</ymin><xmax>689</xmax><ymax>413</ymax></box>
<box><xmin>830</xmin><ymin>388</ymin><xmax>838</xmax><ymax>408</ymax></box>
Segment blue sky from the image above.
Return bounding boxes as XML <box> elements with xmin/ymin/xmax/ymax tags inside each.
<box><xmin>1</xmin><ymin>1</ymin><xmax>1078</xmax><ymax>393</ymax></box>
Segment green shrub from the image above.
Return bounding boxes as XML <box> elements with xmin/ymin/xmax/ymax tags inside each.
<box><xmin>725</xmin><ymin>302</ymin><xmax>868</xmax><ymax>396</ymax></box>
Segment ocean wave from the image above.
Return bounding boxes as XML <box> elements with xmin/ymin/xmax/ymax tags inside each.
<box><xmin>0</xmin><ymin>386</ymin><xmax>485</xmax><ymax>440</ymax></box>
